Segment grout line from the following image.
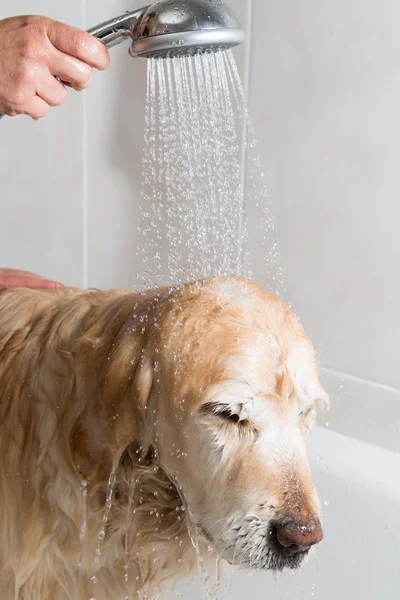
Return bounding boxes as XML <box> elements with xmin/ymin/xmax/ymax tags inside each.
<box><xmin>321</xmin><ymin>366</ymin><xmax>400</xmax><ymax>395</ymax></box>
<box><xmin>82</xmin><ymin>0</ymin><xmax>88</xmax><ymax>290</ymax></box>
<box><xmin>238</xmin><ymin>0</ymin><xmax>253</xmax><ymax>272</ymax></box>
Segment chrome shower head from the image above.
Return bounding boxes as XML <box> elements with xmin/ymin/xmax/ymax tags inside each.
<box><xmin>88</xmin><ymin>0</ymin><xmax>245</xmax><ymax>59</ymax></box>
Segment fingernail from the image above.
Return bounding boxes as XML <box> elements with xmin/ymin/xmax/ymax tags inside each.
<box><xmin>53</xmin><ymin>282</ymin><xmax>64</xmax><ymax>289</ymax></box>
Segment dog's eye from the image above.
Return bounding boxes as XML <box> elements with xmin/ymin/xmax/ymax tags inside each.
<box><xmin>199</xmin><ymin>402</ymin><xmax>258</xmax><ymax>440</ymax></box>
<box><xmin>200</xmin><ymin>402</ymin><xmax>247</xmax><ymax>426</ymax></box>
<box><xmin>216</xmin><ymin>407</ymin><xmax>242</xmax><ymax>424</ymax></box>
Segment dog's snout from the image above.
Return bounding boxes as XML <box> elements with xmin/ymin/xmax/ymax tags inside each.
<box><xmin>275</xmin><ymin>518</ymin><xmax>323</xmax><ymax>551</ymax></box>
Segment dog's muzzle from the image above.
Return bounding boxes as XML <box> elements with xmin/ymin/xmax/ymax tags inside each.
<box><xmin>218</xmin><ymin>515</ymin><xmax>323</xmax><ymax>572</ymax></box>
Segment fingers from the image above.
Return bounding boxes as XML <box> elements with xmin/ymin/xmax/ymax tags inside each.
<box><xmin>46</xmin><ymin>20</ymin><xmax>110</xmax><ymax>71</ymax></box>
<box><xmin>0</xmin><ymin>269</ymin><xmax>48</xmax><ymax>279</ymax></box>
<box><xmin>0</xmin><ymin>277</ymin><xmax>64</xmax><ymax>290</ymax></box>
<box><xmin>23</xmin><ymin>95</ymin><xmax>50</xmax><ymax>119</ymax></box>
<box><xmin>48</xmin><ymin>50</ymin><xmax>92</xmax><ymax>91</ymax></box>
<box><xmin>4</xmin><ymin>270</ymin><xmax>60</xmax><ymax>282</ymax></box>
<box><xmin>0</xmin><ymin>269</ymin><xmax>64</xmax><ymax>290</ymax></box>
<box><xmin>36</xmin><ymin>75</ymin><xmax>67</xmax><ymax>106</ymax></box>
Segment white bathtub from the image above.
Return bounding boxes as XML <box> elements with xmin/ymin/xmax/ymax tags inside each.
<box><xmin>183</xmin><ymin>426</ymin><xmax>400</xmax><ymax>599</ymax></box>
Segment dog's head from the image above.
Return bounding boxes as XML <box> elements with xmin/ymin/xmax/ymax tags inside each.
<box><xmin>132</xmin><ymin>277</ymin><xmax>328</xmax><ymax>572</ymax></box>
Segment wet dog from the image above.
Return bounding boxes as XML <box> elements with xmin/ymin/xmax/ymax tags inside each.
<box><xmin>0</xmin><ymin>277</ymin><xmax>327</xmax><ymax>599</ymax></box>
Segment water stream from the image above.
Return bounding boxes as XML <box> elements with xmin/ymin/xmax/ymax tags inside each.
<box><xmin>91</xmin><ymin>466</ymin><xmax>118</xmax><ymax>587</ymax></box>
<box><xmin>123</xmin><ymin>476</ymin><xmax>137</xmax><ymax>600</ymax></box>
<box><xmin>137</xmin><ymin>49</ymin><xmax>280</xmax><ymax>292</ymax></box>
<box><xmin>136</xmin><ymin>49</ymin><xmax>284</xmax><ymax>295</ymax></box>
<box><xmin>77</xmin><ymin>479</ymin><xmax>88</xmax><ymax>571</ymax></box>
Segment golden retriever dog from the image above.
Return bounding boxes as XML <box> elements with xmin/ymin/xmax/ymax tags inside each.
<box><xmin>0</xmin><ymin>276</ymin><xmax>328</xmax><ymax>599</ymax></box>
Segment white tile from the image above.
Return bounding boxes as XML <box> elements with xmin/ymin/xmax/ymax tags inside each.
<box><xmin>86</xmin><ymin>0</ymin><xmax>150</xmax><ymax>290</ymax></box>
<box><xmin>0</xmin><ymin>2</ymin><xmax>85</xmax><ymax>287</ymax></box>
<box><xmin>247</xmin><ymin>0</ymin><xmax>400</xmax><ymax>388</ymax></box>
<box><xmin>320</xmin><ymin>367</ymin><xmax>400</xmax><ymax>454</ymax></box>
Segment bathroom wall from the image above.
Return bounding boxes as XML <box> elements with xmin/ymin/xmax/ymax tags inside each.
<box><xmin>0</xmin><ymin>1</ymin><xmax>85</xmax><ymax>287</ymax></box>
<box><xmin>1</xmin><ymin>1</ymin><xmax>399</xmax><ymax>448</ymax></box>
<box><xmin>247</xmin><ymin>0</ymin><xmax>400</xmax><ymax>451</ymax></box>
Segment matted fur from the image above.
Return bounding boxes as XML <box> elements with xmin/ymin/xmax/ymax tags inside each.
<box><xmin>0</xmin><ymin>277</ymin><xmax>327</xmax><ymax>599</ymax></box>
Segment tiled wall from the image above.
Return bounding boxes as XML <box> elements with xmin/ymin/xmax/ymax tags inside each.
<box><xmin>1</xmin><ymin>0</ymin><xmax>399</xmax><ymax>449</ymax></box>
<box><xmin>0</xmin><ymin>1</ymin><xmax>85</xmax><ymax>287</ymax></box>
<box><xmin>247</xmin><ymin>0</ymin><xmax>400</xmax><ymax>450</ymax></box>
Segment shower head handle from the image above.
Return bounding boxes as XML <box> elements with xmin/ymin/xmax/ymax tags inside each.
<box><xmin>86</xmin><ymin>8</ymin><xmax>149</xmax><ymax>49</ymax></box>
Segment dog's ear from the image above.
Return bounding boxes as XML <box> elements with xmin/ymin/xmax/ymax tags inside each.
<box><xmin>69</xmin><ymin>350</ymin><xmax>156</xmax><ymax>482</ymax></box>
<box><xmin>298</xmin><ymin>378</ymin><xmax>330</xmax><ymax>411</ymax></box>
<box><xmin>286</xmin><ymin>344</ymin><xmax>330</xmax><ymax>410</ymax></box>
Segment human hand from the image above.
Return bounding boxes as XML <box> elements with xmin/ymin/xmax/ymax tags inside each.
<box><xmin>0</xmin><ymin>15</ymin><xmax>110</xmax><ymax>119</ymax></box>
<box><xmin>0</xmin><ymin>269</ymin><xmax>64</xmax><ymax>290</ymax></box>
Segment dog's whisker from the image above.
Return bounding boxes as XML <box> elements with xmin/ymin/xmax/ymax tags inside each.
<box><xmin>203</xmin><ymin>515</ymin><xmax>233</xmax><ymax>536</ymax></box>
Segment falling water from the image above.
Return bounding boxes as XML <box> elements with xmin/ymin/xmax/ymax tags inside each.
<box><xmin>91</xmin><ymin>466</ymin><xmax>118</xmax><ymax>586</ymax></box>
<box><xmin>80</xmin><ymin>481</ymin><xmax>88</xmax><ymax>543</ymax></box>
<box><xmin>224</xmin><ymin>52</ymin><xmax>285</xmax><ymax>294</ymax></box>
<box><xmin>136</xmin><ymin>49</ymin><xmax>284</xmax><ymax>295</ymax></box>
<box><xmin>123</xmin><ymin>477</ymin><xmax>137</xmax><ymax>600</ymax></box>
<box><xmin>138</xmin><ymin>51</ymin><xmax>242</xmax><ymax>289</ymax></box>
<box><xmin>77</xmin><ymin>479</ymin><xmax>88</xmax><ymax>570</ymax></box>
<box><xmin>187</xmin><ymin>522</ymin><xmax>214</xmax><ymax>600</ymax></box>
<box><xmin>184</xmin><ymin>503</ymin><xmax>224</xmax><ymax>600</ymax></box>
<box><xmin>138</xmin><ymin>50</ymin><xmax>243</xmax><ymax>287</ymax></box>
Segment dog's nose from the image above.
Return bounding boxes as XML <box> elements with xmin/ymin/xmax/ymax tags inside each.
<box><xmin>276</xmin><ymin>518</ymin><xmax>323</xmax><ymax>551</ymax></box>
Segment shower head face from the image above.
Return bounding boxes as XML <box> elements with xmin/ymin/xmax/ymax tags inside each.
<box><xmin>130</xmin><ymin>0</ymin><xmax>245</xmax><ymax>58</ymax></box>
